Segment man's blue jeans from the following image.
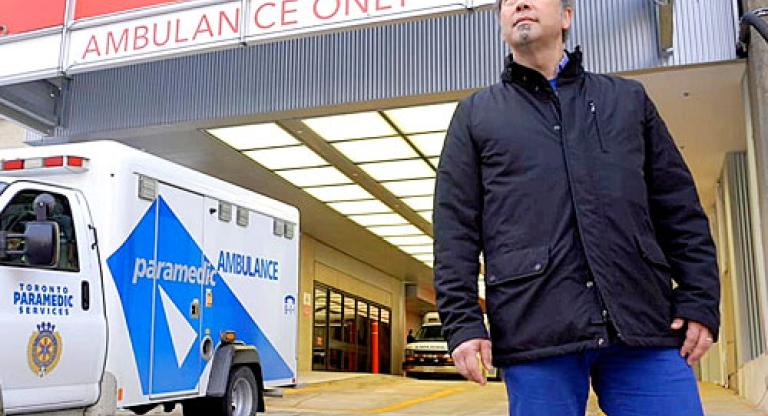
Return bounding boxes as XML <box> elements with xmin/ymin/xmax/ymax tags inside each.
<box><xmin>503</xmin><ymin>345</ymin><xmax>704</xmax><ymax>416</ymax></box>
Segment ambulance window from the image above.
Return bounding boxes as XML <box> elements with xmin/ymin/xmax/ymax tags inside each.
<box><xmin>0</xmin><ymin>190</ymin><xmax>79</xmax><ymax>272</ymax></box>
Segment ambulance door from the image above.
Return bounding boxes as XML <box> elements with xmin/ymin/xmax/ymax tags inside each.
<box><xmin>0</xmin><ymin>183</ymin><xmax>106</xmax><ymax>413</ymax></box>
<box><xmin>149</xmin><ymin>183</ymin><xmax>204</xmax><ymax>397</ymax></box>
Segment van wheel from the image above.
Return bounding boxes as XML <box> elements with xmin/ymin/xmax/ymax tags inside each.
<box><xmin>223</xmin><ymin>366</ymin><xmax>259</xmax><ymax>416</ymax></box>
<box><xmin>183</xmin><ymin>366</ymin><xmax>259</xmax><ymax>416</ymax></box>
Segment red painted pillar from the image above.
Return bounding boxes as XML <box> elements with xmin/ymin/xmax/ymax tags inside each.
<box><xmin>371</xmin><ymin>321</ymin><xmax>379</xmax><ymax>374</ymax></box>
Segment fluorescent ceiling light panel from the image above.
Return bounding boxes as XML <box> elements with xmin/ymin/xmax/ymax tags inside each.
<box><xmin>359</xmin><ymin>159</ymin><xmax>435</xmax><ymax>182</ymax></box>
<box><xmin>303</xmin><ymin>184</ymin><xmax>374</xmax><ymax>202</ymax></box>
<box><xmin>244</xmin><ymin>145</ymin><xmax>327</xmax><ymax>170</ymax></box>
<box><xmin>367</xmin><ymin>225</ymin><xmax>422</xmax><ymax>237</ymax></box>
<box><xmin>402</xmin><ymin>196</ymin><xmax>434</xmax><ymax>211</ymax></box>
<box><xmin>348</xmin><ymin>213</ymin><xmax>409</xmax><ymax>226</ymax></box>
<box><xmin>418</xmin><ymin>210</ymin><xmax>433</xmax><ymax>223</ymax></box>
<box><xmin>407</xmin><ymin>133</ymin><xmax>446</xmax><ymax>157</ymax></box>
<box><xmin>276</xmin><ymin>166</ymin><xmax>352</xmax><ymax>187</ymax></box>
<box><xmin>328</xmin><ymin>200</ymin><xmax>391</xmax><ymax>215</ymax></box>
<box><xmin>384</xmin><ymin>102</ymin><xmax>458</xmax><ymax>134</ymax></box>
<box><xmin>381</xmin><ymin>179</ymin><xmax>435</xmax><ymax>197</ymax></box>
<box><xmin>332</xmin><ymin>137</ymin><xmax>418</xmax><ymax>163</ymax></box>
<box><xmin>385</xmin><ymin>235</ymin><xmax>433</xmax><ymax>246</ymax></box>
<box><xmin>414</xmin><ymin>254</ymin><xmax>435</xmax><ymax>262</ymax></box>
<box><xmin>208</xmin><ymin>123</ymin><xmax>299</xmax><ymax>150</ymax></box>
<box><xmin>399</xmin><ymin>245</ymin><xmax>433</xmax><ymax>255</ymax></box>
<box><xmin>304</xmin><ymin>112</ymin><xmax>396</xmax><ymax>141</ymax></box>
<box><xmin>429</xmin><ymin>157</ymin><xmax>440</xmax><ymax>168</ymax></box>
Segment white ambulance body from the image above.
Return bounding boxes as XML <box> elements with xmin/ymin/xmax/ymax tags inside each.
<box><xmin>0</xmin><ymin>141</ymin><xmax>299</xmax><ymax>416</ymax></box>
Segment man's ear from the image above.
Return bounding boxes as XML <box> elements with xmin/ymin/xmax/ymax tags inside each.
<box><xmin>561</xmin><ymin>6</ymin><xmax>574</xmax><ymax>35</ymax></box>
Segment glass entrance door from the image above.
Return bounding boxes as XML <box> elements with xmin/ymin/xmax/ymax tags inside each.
<box><xmin>311</xmin><ymin>284</ymin><xmax>391</xmax><ymax>373</ymax></box>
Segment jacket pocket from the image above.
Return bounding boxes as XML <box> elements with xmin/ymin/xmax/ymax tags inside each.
<box><xmin>485</xmin><ymin>245</ymin><xmax>550</xmax><ymax>287</ymax></box>
<box><xmin>588</xmin><ymin>100</ymin><xmax>607</xmax><ymax>153</ymax></box>
<box><xmin>634</xmin><ymin>234</ymin><xmax>671</xmax><ymax>270</ymax></box>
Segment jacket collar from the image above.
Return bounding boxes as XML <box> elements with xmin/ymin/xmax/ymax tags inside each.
<box><xmin>501</xmin><ymin>47</ymin><xmax>584</xmax><ymax>89</ymax></box>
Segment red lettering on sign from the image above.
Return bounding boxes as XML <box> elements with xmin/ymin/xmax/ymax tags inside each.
<box><xmin>82</xmin><ymin>35</ymin><xmax>102</xmax><ymax>59</ymax></box>
<box><xmin>375</xmin><ymin>0</ymin><xmax>392</xmax><ymax>12</ymax></box>
<box><xmin>174</xmin><ymin>18</ymin><xmax>189</xmax><ymax>43</ymax></box>
<box><xmin>192</xmin><ymin>15</ymin><xmax>213</xmax><ymax>41</ymax></box>
<box><xmin>153</xmin><ymin>21</ymin><xmax>172</xmax><ymax>47</ymax></box>
<box><xmin>281</xmin><ymin>0</ymin><xmax>299</xmax><ymax>26</ymax></box>
<box><xmin>218</xmin><ymin>9</ymin><xmax>240</xmax><ymax>36</ymax></box>
<box><xmin>313</xmin><ymin>0</ymin><xmax>340</xmax><ymax>20</ymax></box>
<box><xmin>347</xmin><ymin>0</ymin><xmax>368</xmax><ymax>15</ymax></box>
<box><xmin>134</xmin><ymin>25</ymin><xmax>150</xmax><ymax>50</ymax></box>
<box><xmin>107</xmin><ymin>29</ymin><xmax>129</xmax><ymax>55</ymax></box>
<box><xmin>254</xmin><ymin>3</ymin><xmax>277</xmax><ymax>29</ymax></box>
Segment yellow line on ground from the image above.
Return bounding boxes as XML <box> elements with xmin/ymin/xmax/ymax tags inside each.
<box><xmin>362</xmin><ymin>386</ymin><xmax>468</xmax><ymax>414</ymax></box>
<box><xmin>283</xmin><ymin>385</ymin><xmax>326</xmax><ymax>395</ymax></box>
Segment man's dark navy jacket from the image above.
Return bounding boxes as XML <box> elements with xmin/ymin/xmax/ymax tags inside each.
<box><xmin>433</xmin><ymin>49</ymin><xmax>720</xmax><ymax>366</ymax></box>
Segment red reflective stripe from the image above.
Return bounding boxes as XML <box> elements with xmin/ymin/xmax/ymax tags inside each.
<box><xmin>3</xmin><ymin>160</ymin><xmax>24</xmax><ymax>170</ymax></box>
<box><xmin>44</xmin><ymin>156</ymin><xmax>64</xmax><ymax>167</ymax></box>
<box><xmin>67</xmin><ymin>156</ymin><xmax>85</xmax><ymax>167</ymax></box>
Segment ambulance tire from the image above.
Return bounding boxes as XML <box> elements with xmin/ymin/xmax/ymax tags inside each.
<box><xmin>183</xmin><ymin>366</ymin><xmax>259</xmax><ymax>416</ymax></box>
<box><xmin>221</xmin><ymin>366</ymin><xmax>259</xmax><ymax>416</ymax></box>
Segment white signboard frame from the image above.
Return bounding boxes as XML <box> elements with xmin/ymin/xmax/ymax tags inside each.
<box><xmin>0</xmin><ymin>0</ymin><xmax>495</xmax><ymax>86</ymax></box>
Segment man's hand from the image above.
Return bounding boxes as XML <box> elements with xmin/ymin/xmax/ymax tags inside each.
<box><xmin>671</xmin><ymin>318</ymin><xmax>714</xmax><ymax>366</ymax></box>
<box><xmin>451</xmin><ymin>338</ymin><xmax>493</xmax><ymax>385</ymax></box>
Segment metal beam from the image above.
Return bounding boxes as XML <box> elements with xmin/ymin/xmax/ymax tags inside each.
<box><xmin>0</xmin><ymin>79</ymin><xmax>62</xmax><ymax>135</ymax></box>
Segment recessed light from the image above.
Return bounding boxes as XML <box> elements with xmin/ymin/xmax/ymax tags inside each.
<box><xmin>208</xmin><ymin>123</ymin><xmax>299</xmax><ymax>150</ymax></box>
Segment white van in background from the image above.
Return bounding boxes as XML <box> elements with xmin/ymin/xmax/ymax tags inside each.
<box><xmin>0</xmin><ymin>141</ymin><xmax>299</xmax><ymax>416</ymax></box>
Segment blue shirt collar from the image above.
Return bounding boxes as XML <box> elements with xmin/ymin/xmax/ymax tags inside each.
<box><xmin>549</xmin><ymin>53</ymin><xmax>570</xmax><ymax>93</ymax></box>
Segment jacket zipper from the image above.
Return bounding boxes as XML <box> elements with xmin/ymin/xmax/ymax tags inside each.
<box><xmin>552</xmin><ymin>91</ymin><xmax>626</xmax><ymax>343</ymax></box>
<box><xmin>588</xmin><ymin>100</ymin><xmax>607</xmax><ymax>153</ymax></box>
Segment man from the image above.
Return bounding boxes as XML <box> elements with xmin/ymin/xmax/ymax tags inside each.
<box><xmin>433</xmin><ymin>0</ymin><xmax>720</xmax><ymax>415</ymax></box>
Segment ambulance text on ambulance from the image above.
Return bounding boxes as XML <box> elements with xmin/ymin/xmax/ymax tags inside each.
<box><xmin>131</xmin><ymin>251</ymin><xmax>279</xmax><ymax>285</ymax></box>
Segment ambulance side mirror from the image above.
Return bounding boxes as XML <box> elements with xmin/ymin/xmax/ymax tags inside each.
<box><xmin>0</xmin><ymin>193</ymin><xmax>60</xmax><ymax>266</ymax></box>
<box><xmin>33</xmin><ymin>193</ymin><xmax>56</xmax><ymax>221</ymax></box>
<box><xmin>24</xmin><ymin>221</ymin><xmax>60</xmax><ymax>267</ymax></box>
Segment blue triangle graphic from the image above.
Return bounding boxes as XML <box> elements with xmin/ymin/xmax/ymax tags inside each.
<box><xmin>107</xmin><ymin>196</ymin><xmax>293</xmax><ymax>396</ymax></box>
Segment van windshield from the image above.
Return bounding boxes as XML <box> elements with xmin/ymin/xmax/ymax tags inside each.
<box><xmin>415</xmin><ymin>325</ymin><xmax>444</xmax><ymax>341</ymax></box>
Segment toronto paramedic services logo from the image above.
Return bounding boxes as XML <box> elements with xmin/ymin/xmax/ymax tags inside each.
<box><xmin>28</xmin><ymin>322</ymin><xmax>63</xmax><ymax>377</ymax></box>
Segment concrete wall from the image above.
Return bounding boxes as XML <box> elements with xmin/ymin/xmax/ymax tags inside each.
<box><xmin>0</xmin><ymin>119</ymin><xmax>26</xmax><ymax>148</ymax></box>
<box><xmin>297</xmin><ymin>233</ymin><xmax>406</xmax><ymax>374</ymax></box>
<box><xmin>731</xmin><ymin>0</ymin><xmax>768</xmax><ymax>409</ymax></box>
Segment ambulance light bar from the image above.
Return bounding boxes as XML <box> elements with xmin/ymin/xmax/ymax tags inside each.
<box><xmin>1</xmin><ymin>156</ymin><xmax>89</xmax><ymax>175</ymax></box>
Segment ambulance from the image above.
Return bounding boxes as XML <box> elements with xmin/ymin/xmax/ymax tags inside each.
<box><xmin>404</xmin><ymin>312</ymin><xmax>499</xmax><ymax>381</ymax></box>
<box><xmin>0</xmin><ymin>141</ymin><xmax>299</xmax><ymax>416</ymax></box>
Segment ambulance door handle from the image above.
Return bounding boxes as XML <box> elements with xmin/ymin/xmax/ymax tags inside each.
<box><xmin>82</xmin><ymin>281</ymin><xmax>90</xmax><ymax>311</ymax></box>
<box><xmin>190</xmin><ymin>299</ymin><xmax>200</xmax><ymax>319</ymax></box>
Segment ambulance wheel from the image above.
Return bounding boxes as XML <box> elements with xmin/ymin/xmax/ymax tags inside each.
<box><xmin>222</xmin><ymin>366</ymin><xmax>259</xmax><ymax>416</ymax></box>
